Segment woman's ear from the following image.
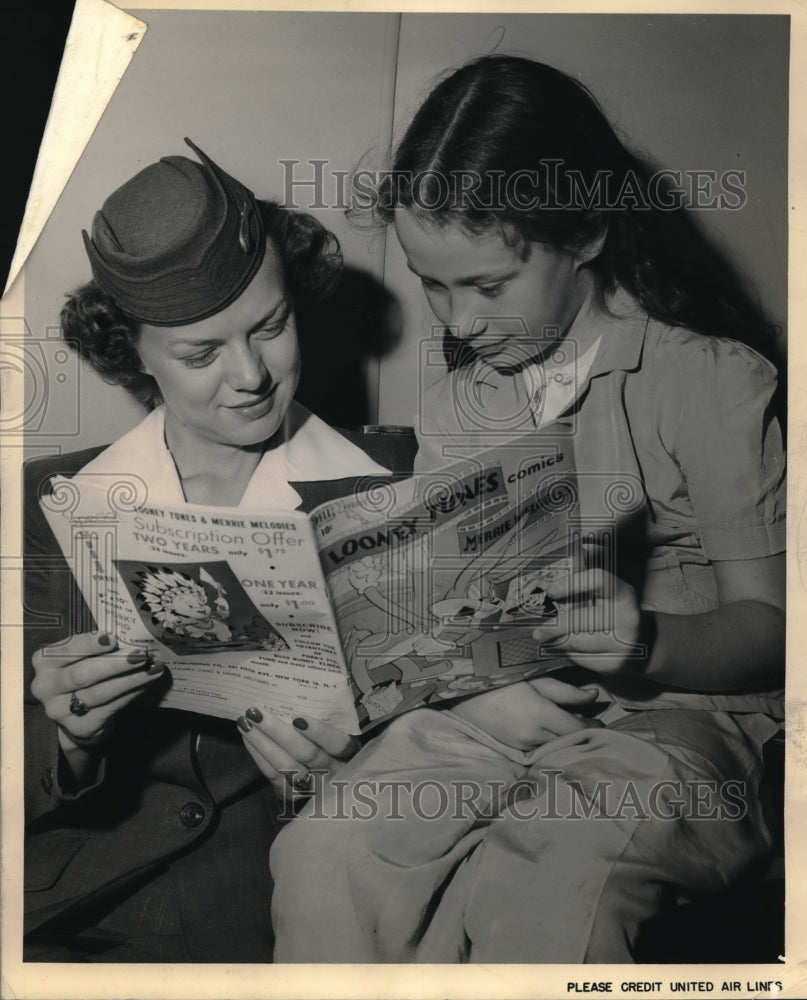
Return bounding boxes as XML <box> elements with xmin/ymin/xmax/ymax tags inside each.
<box><xmin>575</xmin><ymin>225</ymin><xmax>608</xmax><ymax>267</ymax></box>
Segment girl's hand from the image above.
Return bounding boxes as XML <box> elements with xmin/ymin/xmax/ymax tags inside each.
<box><xmin>449</xmin><ymin>677</ymin><xmax>602</xmax><ymax>751</ymax></box>
<box><xmin>237</xmin><ymin>709</ymin><xmax>360</xmax><ymax>801</ymax></box>
<box><xmin>536</xmin><ymin>569</ymin><xmax>645</xmax><ymax>674</ymax></box>
<box><xmin>30</xmin><ymin>632</ymin><xmax>166</xmax><ymax>759</ymax></box>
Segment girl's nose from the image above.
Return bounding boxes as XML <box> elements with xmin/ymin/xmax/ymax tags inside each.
<box><xmin>451</xmin><ymin>299</ymin><xmax>489</xmax><ymax>342</ymax></box>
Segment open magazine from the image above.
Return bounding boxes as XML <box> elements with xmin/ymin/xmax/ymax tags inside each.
<box><xmin>40</xmin><ymin>435</ymin><xmax>580</xmax><ymax>734</ymax></box>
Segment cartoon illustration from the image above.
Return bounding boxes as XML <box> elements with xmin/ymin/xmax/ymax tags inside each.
<box><xmin>115</xmin><ymin>559</ymin><xmax>291</xmax><ymax>655</ymax></box>
<box><xmin>336</xmin><ymin>515</ymin><xmax>574</xmax><ymax>733</ymax></box>
<box><xmin>135</xmin><ymin>565</ymin><xmax>233</xmax><ymax>642</ymax></box>
<box><xmin>500</xmin><ymin>569</ymin><xmax>559</xmax><ymax>623</ymax></box>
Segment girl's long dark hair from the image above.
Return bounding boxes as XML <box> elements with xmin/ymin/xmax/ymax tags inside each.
<box><xmin>376</xmin><ymin>55</ymin><xmax>777</xmax><ymax>360</ymax></box>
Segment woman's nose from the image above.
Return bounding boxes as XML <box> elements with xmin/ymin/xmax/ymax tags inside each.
<box><xmin>227</xmin><ymin>343</ymin><xmax>268</xmax><ymax>391</ymax></box>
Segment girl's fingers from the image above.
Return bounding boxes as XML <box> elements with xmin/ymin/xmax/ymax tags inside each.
<box><xmin>528</xmin><ymin>675</ymin><xmax>599</xmax><ymax>706</ymax></box>
<box><xmin>542</xmin><ymin>569</ymin><xmax>611</xmax><ymax>602</ymax></box>
<box><xmin>530</xmin><ymin>697</ymin><xmax>594</xmax><ymax>738</ymax></box>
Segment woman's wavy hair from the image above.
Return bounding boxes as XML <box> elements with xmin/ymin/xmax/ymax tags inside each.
<box><xmin>60</xmin><ymin>202</ymin><xmax>342</xmax><ymax>409</ymax></box>
<box><xmin>374</xmin><ymin>55</ymin><xmax>777</xmax><ymax>361</ymax></box>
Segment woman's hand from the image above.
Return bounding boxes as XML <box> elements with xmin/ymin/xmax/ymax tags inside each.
<box><xmin>448</xmin><ymin>676</ymin><xmax>602</xmax><ymax>751</ymax></box>
<box><xmin>236</xmin><ymin>708</ymin><xmax>360</xmax><ymax>801</ymax></box>
<box><xmin>30</xmin><ymin>632</ymin><xmax>166</xmax><ymax>783</ymax></box>
<box><xmin>536</xmin><ymin>569</ymin><xmax>644</xmax><ymax>674</ymax></box>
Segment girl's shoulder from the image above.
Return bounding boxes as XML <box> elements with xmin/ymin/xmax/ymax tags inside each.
<box><xmin>643</xmin><ymin>320</ymin><xmax>779</xmax><ymax>394</ymax></box>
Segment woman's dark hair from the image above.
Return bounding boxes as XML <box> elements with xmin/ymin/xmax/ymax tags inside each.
<box><xmin>375</xmin><ymin>55</ymin><xmax>777</xmax><ymax>359</ymax></box>
<box><xmin>60</xmin><ymin>202</ymin><xmax>342</xmax><ymax>409</ymax></box>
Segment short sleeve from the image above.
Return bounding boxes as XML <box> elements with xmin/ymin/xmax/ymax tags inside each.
<box><xmin>671</xmin><ymin>337</ymin><xmax>785</xmax><ymax>560</ymax></box>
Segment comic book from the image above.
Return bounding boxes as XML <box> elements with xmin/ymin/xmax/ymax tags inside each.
<box><xmin>40</xmin><ymin>434</ymin><xmax>580</xmax><ymax>734</ymax></box>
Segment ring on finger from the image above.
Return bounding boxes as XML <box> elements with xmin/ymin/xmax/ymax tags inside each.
<box><xmin>288</xmin><ymin>770</ymin><xmax>313</xmax><ymax>793</ymax></box>
<box><xmin>69</xmin><ymin>693</ymin><xmax>90</xmax><ymax>717</ymax></box>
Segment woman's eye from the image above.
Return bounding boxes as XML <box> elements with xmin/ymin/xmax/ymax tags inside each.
<box><xmin>181</xmin><ymin>350</ymin><xmax>217</xmax><ymax>369</ymax></box>
<box><xmin>477</xmin><ymin>281</ymin><xmax>507</xmax><ymax>298</ymax></box>
<box><xmin>420</xmin><ymin>278</ymin><xmax>444</xmax><ymax>293</ymax></box>
<box><xmin>255</xmin><ymin>312</ymin><xmax>291</xmax><ymax>339</ymax></box>
<box><xmin>255</xmin><ymin>324</ymin><xmax>284</xmax><ymax>340</ymax></box>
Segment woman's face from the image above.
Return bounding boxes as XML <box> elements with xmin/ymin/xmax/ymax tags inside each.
<box><xmin>393</xmin><ymin>210</ymin><xmax>594</xmax><ymax>370</ymax></box>
<box><xmin>136</xmin><ymin>242</ymin><xmax>300</xmax><ymax>449</ymax></box>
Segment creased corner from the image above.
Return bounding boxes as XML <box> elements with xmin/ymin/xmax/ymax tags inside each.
<box><xmin>2</xmin><ymin>0</ymin><xmax>146</xmax><ymax>298</ymax></box>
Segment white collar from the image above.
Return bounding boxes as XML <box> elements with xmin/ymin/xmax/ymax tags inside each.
<box><xmin>79</xmin><ymin>403</ymin><xmax>389</xmax><ymax>510</ymax></box>
<box><xmin>520</xmin><ymin>334</ymin><xmax>603</xmax><ymax>428</ymax></box>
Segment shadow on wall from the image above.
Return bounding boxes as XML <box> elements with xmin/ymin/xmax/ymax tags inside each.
<box><xmin>295</xmin><ymin>265</ymin><xmax>403</xmax><ymax>430</ymax></box>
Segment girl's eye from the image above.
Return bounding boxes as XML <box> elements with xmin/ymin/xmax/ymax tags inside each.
<box><xmin>476</xmin><ymin>281</ymin><xmax>507</xmax><ymax>298</ymax></box>
<box><xmin>420</xmin><ymin>278</ymin><xmax>444</xmax><ymax>293</ymax></box>
<box><xmin>181</xmin><ymin>349</ymin><xmax>217</xmax><ymax>369</ymax></box>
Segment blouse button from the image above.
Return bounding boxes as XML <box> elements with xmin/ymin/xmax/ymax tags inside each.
<box><xmin>179</xmin><ymin>801</ymin><xmax>206</xmax><ymax>827</ymax></box>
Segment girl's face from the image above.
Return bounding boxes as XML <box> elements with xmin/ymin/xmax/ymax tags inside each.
<box><xmin>136</xmin><ymin>242</ymin><xmax>300</xmax><ymax>450</ymax></box>
<box><xmin>394</xmin><ymin>210</ymin><xmax>595</xmax><ymax>370</ymax></box>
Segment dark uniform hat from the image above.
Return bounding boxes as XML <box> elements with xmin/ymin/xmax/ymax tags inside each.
<box><xmin>82</xmin><ymin>138</ymin><xmax>266</xmax><ymax>326</ymax></box>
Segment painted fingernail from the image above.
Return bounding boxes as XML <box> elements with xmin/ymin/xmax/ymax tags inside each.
<box><xmin>292</xmin><ymin>717</ymin><xmax>309</xmax><ymax>731</ymax></box>
<box><xmin>246</xmin><ymin>706</ymin><xmax>263</xmax><ymax>723</ymax></box>
<box><xmin>97</xmin><ymin>633</ymin><xmax>112</xmax><ymax>646</ymax></box>
<box><xmin>127</xmin><ymin>649</ymin><xmax>148</xmax><ymax>665</ymax></box>
<box><xmin>147</xmin><ymin>660</ymin><xmax>165</xmax><ymax>676</ymax></box>
<box><xmin>236</xmin><ymin>716</ymin><xmax>252</xmax><ymax>733</ymax></box>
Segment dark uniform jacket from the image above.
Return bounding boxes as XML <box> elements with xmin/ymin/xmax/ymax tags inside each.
<box><xmin>23</xmin><ymin>427</ymin><xmax>416</xmax><ymax>962</ymax></box>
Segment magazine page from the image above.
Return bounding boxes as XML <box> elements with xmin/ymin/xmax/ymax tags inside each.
<box><xmin>39</xmin><ymin>473</ymin><xmax>360</xmax><ymax>732</ymax></box>
<box><xmin>312</xmin><ymin>436</ymin><xmax>580</xmax><ymax>731</ymax></box>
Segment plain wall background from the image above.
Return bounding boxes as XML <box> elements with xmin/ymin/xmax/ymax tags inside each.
<box><xmin>23</xmin><ymin>11</ymin><xmax>788</xmax><ymax>453</ymax></box>
<box><xmin>380</xmin><ymin>14</ymin><xmax>789</xmax><ymax>428</ymax></box>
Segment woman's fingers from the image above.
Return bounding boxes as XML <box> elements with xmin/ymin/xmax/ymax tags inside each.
<box><xmin>239</xmin><ymin>735</ymin><xmax>280</xmax><ymax>783</ymax></box>
<box><xmin>236</xmin><ymin>710</ymin><xmax>327</xmax><ymax>791</ymax></box>
<box><xmin>56</xmin><ymin>684</ymin><xmax>161</xmax><ymax>749</ymax></box>
<box><xmin>60</xmin><ymin>658</ymin><xmax>166</xmax><ymax>713</ymax></box>
<box><xmin>32</xmin><ymin>643</ymin><xmax>165</xmax><ymax>709</ymax></box>
<box><xmin>236</xmin><ymin>709</ymin><xmax>360</xmax><ymax>798</ymax></box>
<box><xmin>32</xmin><ymin>631</ymin><xmax>118</xmax><ymax>676</ymax></box>
<box><xmin>31</xmin><ymin>633</ymin><xmax>169</xmax><ymax>747</ymax></box>
<box><xmin>288</xmin><ymin>716</ymin><xmax>360</xmax><ymax>760</ymax></box>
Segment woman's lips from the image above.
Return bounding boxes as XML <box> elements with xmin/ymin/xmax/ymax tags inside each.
<box><xmin>227</xmin><ymin>383</ymin><xmax>278</xmax><ymax>417</ymax></box>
